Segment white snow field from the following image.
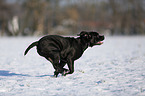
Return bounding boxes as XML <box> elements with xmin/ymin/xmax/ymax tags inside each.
<box><xmin>0</xmin><ymin>36</ymin><xmax>145</xmax><ymax>96</ymax></box>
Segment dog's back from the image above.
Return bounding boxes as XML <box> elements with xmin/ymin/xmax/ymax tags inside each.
<box><xmin>36</xmin><ymin>35</ymin><xmax>76</xmax><ymax>58</ymax></box>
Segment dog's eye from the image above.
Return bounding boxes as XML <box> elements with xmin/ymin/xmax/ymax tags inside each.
<box><xmin>83</xmin><ymin>34</ymin><xmax>88</xmax><ymax>37</ymax></box>
<box><xmin>89</xmin><ymin>35</ymin><xmax>92</xmax><ymax>38</ymax></box>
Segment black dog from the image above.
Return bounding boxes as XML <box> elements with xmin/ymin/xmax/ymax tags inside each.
<box><xmin>24</xmin><ymin>31</ymin><xmax>104</xmax><ymax>77</ymax></box>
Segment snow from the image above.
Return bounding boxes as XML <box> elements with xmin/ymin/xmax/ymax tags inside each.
<box><xmin>0</xmin><ymin>36</ymin><xmax>145</xmax><ymax>96</ymax></box>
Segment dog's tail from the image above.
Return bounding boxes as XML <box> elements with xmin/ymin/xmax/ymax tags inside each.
<box><xmin>24</xmin><ymin>41</ymin><xmax>38</xmax><ymax>56</ymax></box>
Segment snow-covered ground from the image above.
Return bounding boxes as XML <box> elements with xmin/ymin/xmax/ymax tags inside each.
<box><xmin>0</xmin><ymin>36</ymin><xmax>145</xmax><ymax>96</ymax></box>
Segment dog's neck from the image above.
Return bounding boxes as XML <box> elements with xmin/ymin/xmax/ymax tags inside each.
<box><xmin>77</xmin><ymin>37</ymin><xmax>89</xmax><ymax>51</ymax></box>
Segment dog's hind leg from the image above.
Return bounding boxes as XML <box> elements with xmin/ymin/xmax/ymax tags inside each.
<box><xmin>47</xmin><ymin>57</ymin><xmax>59</xmax><ymax>77</ymax></box>
<box><xmin>53</xmin><ymin>60</ymin><xmax>69</xmax><ymax>77</ymax></box>
<box><xmin>45</xmin><ymin>53</ymin><xmax>64</xmax><ymax>77</ymax></box>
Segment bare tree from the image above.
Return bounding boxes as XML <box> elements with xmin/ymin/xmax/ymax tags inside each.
<box><xmin>0</xmin><ymin>0</ymin><xmax>144</xmax><ymax>36</ymax></box>
<box><xmin>0</xmin><ymin>0</ymin><xmax>13</xmax><ymax>36</ymax></box>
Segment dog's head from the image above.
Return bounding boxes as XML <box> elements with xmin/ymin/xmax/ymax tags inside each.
<box><xmin>78</xmin><ymin>31</ymin><xmax>105</xmax><ymax>47</ymax></box>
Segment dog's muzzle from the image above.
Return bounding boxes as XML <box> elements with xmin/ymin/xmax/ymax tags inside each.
<box><xmin>99</xmin><ymin>35</ymin><xmax>105</xmax><ymax>41</ymax></box>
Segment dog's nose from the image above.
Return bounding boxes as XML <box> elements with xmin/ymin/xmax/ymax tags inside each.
<box><xmin>100</xmin><ymin>35</ymin><xmax>105</xmax><ymax>40</ymax></box>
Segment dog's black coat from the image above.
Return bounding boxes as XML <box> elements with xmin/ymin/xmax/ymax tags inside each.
<box><xmin>24</xmin><ymin>31</ymin><xmax>104</xmax><ymax>77</ymax></box>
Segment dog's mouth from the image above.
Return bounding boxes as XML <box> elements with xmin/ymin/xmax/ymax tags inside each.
<box><xmin>96</xmin><ymin>41</ymin><xmax>103</xmax><ymax>45</ymax></box>
<box><xmin>96</xmin><ymin>35</ymin><xmax>104</xmax><ymax>45</ymax></box>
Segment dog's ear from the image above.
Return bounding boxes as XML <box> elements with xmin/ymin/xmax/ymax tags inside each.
<box><xmin>78</xmin><ymin>31</ymin><xmax>92</xmax><ymax>40</ymax></box>
<box><xmin>77</xmin><ymin>31</ymin><xmax>88</xmax><ymax>37</ymax></box>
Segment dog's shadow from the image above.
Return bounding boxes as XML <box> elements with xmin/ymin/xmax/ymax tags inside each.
<box><xmin>36</xmin><ymin>74</ymin><xmax>54</xmax><ymax>77</ymax></box>
<box><xmin>0</xmin><ymin>70</ymin><xmax>30</xmax><ymax>77</ymax></box>
<box><xmin>0</xmin><ymin>70</ymin><xmax>54</xmax><ymax>78</ymax></box>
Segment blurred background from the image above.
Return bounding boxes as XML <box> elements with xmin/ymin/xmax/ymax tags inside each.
<box><xmin>0</xmin><ymin>0</ymin><xmax>145</xmax><ymax>36</ymax></box>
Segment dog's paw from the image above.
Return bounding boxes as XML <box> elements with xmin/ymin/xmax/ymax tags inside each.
<box><xmin>62</xmin><ymin>70</ymin><xmax>70</xmax><ymax>76</ymax></box>
<box><xmin>54</xmin><ymin>71</ymin><xmax>59</xmax><ymax>77</ymax></box>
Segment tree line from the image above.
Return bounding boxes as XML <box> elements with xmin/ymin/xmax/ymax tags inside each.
<box><xmin>0</xmin><ymin>0</ymin><xmax>145</xmax><ymax>36</ymax></box>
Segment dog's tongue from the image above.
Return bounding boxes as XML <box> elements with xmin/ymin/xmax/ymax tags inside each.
<box><xmin>96</xmin><ymin>41</ymin><xmax>103</xmax><ymax>45</ymax></box>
